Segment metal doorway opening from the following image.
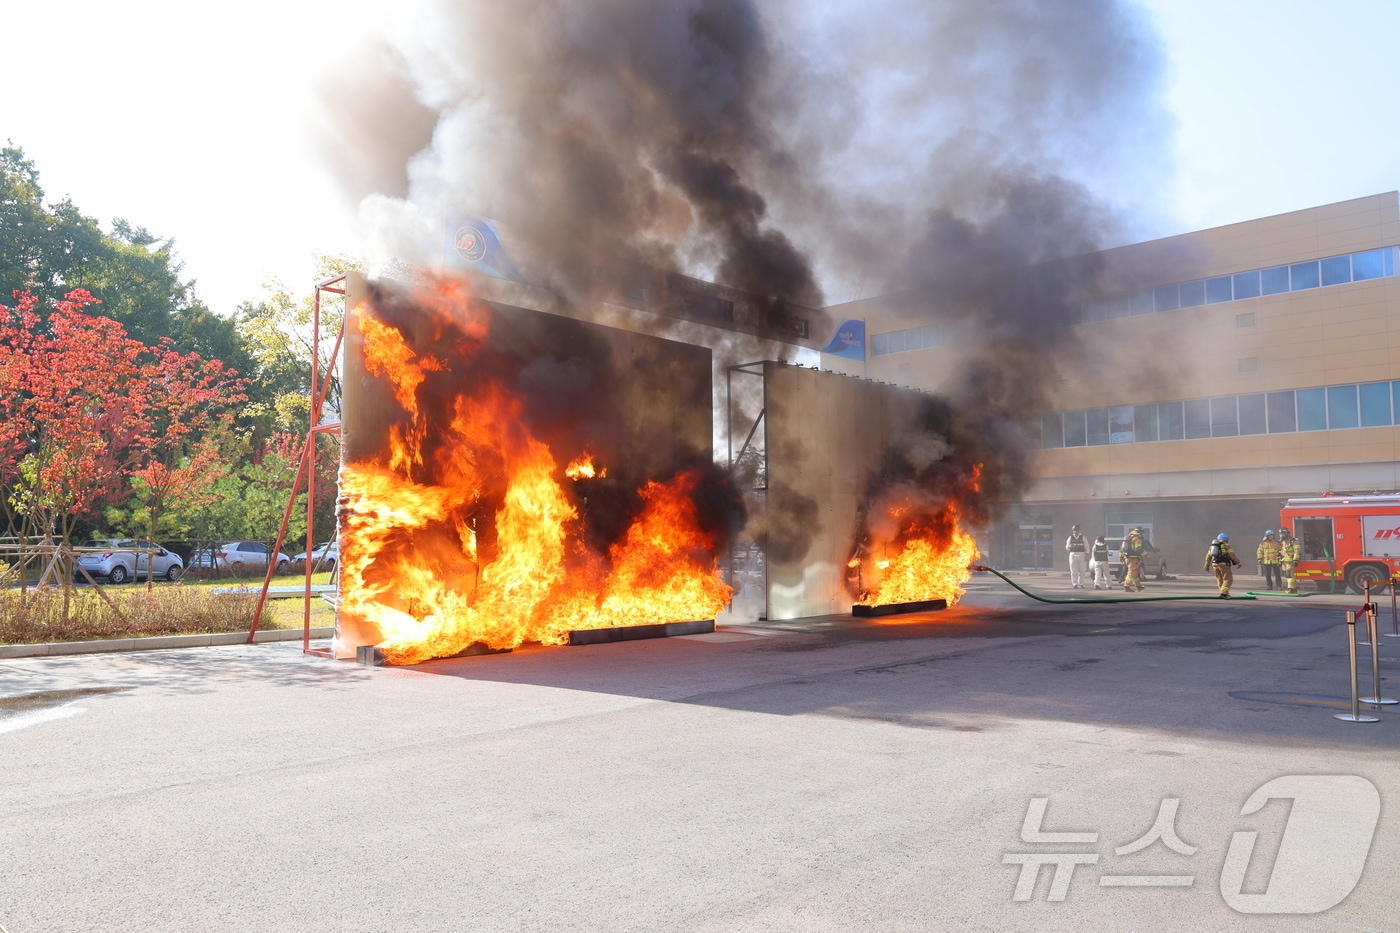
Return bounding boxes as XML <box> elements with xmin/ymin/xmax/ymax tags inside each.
<box><xmin>1017</xmin><ymin>522</ymin><xmax>1054</xmax><ymax>569</ymax></box>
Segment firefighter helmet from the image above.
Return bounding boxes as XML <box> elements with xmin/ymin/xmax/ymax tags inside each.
<box><xmin>1218</xmin><ymin>533</ymin><xmax>1230</xmax><ymax>542</ymax></box>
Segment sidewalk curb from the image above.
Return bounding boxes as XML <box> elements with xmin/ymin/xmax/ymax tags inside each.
<box><xmin>0</xmin><ymin>627</ymin><xmax>334</xmax><ymax>659</ymax></box>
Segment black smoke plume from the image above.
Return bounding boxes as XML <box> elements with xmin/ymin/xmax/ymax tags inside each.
<box><xmin>318</xmin><ymin>0</ymin><xmax>1172</xmax><ymax>580</ymax></box>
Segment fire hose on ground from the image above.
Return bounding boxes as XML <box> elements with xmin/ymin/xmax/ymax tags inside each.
<box><xmin>970</xmin><ymin>565</ymin><xmax>1257</xmax><ymax>603</ymax></box>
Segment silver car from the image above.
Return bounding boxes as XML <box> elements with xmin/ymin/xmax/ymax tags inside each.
<box><xmin>75</xmin><ymin>540</ymin><xmax>184</xmax><ymax>584</ymax></box>
<box><xmin>187</xmin><ymin>541</ymin><xmax>292</xmax><ymax>577</ymax></box>
<box><xmin>292</xmin><ymin>540</ymin><xmax>339</xmax><ymax>572</ymax></box>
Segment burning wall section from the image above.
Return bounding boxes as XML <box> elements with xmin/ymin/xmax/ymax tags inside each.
<box><xmin>761</xmin><ymin>363</ymin><xmax>979</xmax><ymax>619</ymax></box>
<box><xmin>335</xmin><ymin>273</ymin><xmax>735</xmax><ymax>662</ymax></box>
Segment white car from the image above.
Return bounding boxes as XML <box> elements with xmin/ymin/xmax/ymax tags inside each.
<box><xmin>293</xmin><ymin>540</ymin><xmax>339</xmax><ymax>571</ymax></box>
<box><xmin>75</xmin><ymin>540</ymin><xmax>184</xmax><ymax>584</ymax></box>
<box><xmin>186</xmin><ymin>541</ymin><xmax>292</xmax><ymax>577</ymax></box>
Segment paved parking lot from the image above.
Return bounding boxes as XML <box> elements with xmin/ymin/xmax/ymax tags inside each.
<box><xmin>1</xmin><ymin>577</ymin><xmax>1396</xmax><ymax>932</ymax></box>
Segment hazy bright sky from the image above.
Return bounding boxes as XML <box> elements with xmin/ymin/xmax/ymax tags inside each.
<box><xmin>2</xmin><ymin>0</ymin><xmax>1397</xmax><ymax>316</ymax></box>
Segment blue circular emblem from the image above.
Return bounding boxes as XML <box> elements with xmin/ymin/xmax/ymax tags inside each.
<box><xmin>454</xmin><ymin>226</ymin><xmax>487</xmax><ymax>263</ymax></box>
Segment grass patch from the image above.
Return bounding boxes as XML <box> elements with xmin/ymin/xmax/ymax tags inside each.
<box><xmin>264</xmin><ymin>598</ymin><xmax>337</xmax><ymax>631</ymax></box>
<box><xmin>0</xmin><ymin>585</ymin><xmax>275</xmax><ymax>644</ymax></box>
<box><xmin>176</xmin><ymin>571</ymin><xmax>336</xmax><ymax>592</ymax></box>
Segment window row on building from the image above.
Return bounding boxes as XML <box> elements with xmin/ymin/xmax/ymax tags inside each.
<box><xmin>1031</xmin><ymin>380</ymin><xmax>1400</xmax><ymax>449</ymax></box>
<box><xmin>867</xmin><ymin>246</ymin><xmax>1398</xmax><ymax>360</ymax></box>
<box><xmin>1074</xmin><ymin>246</ymin><xmax>1397</xmax><ymax>323</ymax></box>
<box><xmin>870</xmin><ymin>323</ymin><xmax>944</xmax><ymax>357</ymax></box>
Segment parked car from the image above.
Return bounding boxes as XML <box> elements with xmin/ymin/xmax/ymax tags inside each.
<box><xmin>292</xmin><ymin>540</ymin><xmax>339</xmax><ymax>572</ymax></box>
<box><xmin>187</xmin><ymin>541</ymin><xmax>292</xmax><ymax>577</ymax></box>
<box><xmin>75</xmin><ymin>540</ymin><xmax>184</xmax><ymax>584</ymax></box>
<box><xmin>1105</xmin><ymin>537</ymin><xmax>1168</xmax><ymax>583</ymax></box>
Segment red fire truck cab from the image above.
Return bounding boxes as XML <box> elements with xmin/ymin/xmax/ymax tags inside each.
<box><xmin>1278</xmin><ymin>495</ymin><xmax>1400</xmax><ymax>593</ymax></box>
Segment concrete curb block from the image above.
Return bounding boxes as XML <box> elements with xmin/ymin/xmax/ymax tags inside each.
<box><xmin>0</xmin><ymin>627</ymin><xmax>334</xmax><ymax>659</ymax></box>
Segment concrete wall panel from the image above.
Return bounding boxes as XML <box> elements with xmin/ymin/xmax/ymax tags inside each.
<box><xmin>763</xmin><ymin>362</ymin><xmax>927</xmax><ymax>619</ymax></box>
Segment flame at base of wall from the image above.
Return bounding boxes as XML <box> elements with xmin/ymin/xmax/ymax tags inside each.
<box><xmin>337</xmin><ymin>277</ymin><xmax>735</xmax><ymax>665</ymax></box>
<box><xmin>849</xmin><ymin>498</ymin><xmax>982</xmax><ymax>609</ymax></box>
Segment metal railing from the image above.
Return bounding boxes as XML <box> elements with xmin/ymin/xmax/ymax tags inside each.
<box><xmin>1336</xmin><ymin>584</ymin><xmax>1397</xmax><ymax>723</ymax></box>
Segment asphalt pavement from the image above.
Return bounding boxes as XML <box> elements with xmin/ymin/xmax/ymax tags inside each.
<box><xmin>1</xmin><ymin>573</ymin><xmax>1396</xmax><ymax>932</ymax></box>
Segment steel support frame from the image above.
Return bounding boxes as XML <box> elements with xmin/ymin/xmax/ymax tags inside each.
<box><xmin>725</xmin><ymin>361</ymin><xmax>768</xmax><ymax>612</ymax></box>
<box><xmin>248</xmin><ymin>274</ymin><xmax>348</xmax><ymax>656</ymax></box>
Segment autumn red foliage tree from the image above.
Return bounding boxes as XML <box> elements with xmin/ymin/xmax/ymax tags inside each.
<box><xmin>0</xmin><ymin>289</ymin><xmax>246</xmax><ymax>569</ymax></box>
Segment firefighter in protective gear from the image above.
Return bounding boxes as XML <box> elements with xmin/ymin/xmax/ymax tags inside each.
<box><xmin>1121</xmin><ymin>528</ymin><xmax>1148</xmax><ymax>592</ymax></box>
<box><xmin>1205</xmin><ymin>533</ymin><xmax>1242</xmax><ymax>598</ymax></box>
<box><xmin>1257</xmin><ymin>530</ymin><xmax>1282</xmax><ymax>590</ymax></box>
<box><xmin>1279</xmin><ymin>528</ymin><xmax>1302</xmax><ymax>594</ymax></box>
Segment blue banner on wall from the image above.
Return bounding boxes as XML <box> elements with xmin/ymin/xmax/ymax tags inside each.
<box><xmin>444</xmin><ymin>215</ymin><xmax>526</xmax><ymax>283</ymax></box>
<box><xmin>820</xmin><ymin>318</ymin><xmax>865</xmax><ymax>360</ymax></box>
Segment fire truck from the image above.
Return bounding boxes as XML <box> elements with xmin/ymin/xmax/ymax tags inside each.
<box><xmin>1278</xmin><ymin>495</ymin><xmax>1400</xmax><ymax>593</ymax></box>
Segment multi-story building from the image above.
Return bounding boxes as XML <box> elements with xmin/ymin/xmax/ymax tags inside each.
<box><xmin>824</xmin><ymin>192</ymin><xmax>1400</xmax><ymax>577</ymax></box>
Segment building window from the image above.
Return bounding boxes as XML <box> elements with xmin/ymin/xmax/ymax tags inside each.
<box><xmin>1109</xmin><ymin>405</ymin><xmax>1134</xmax><ymax>443</ymax></box>
<box><xmin>1035</xmin><ymin>374</ymin><xmax>1400</xmax><ymax>448</ymax></box>
<box><xmin>1185</xmin><ymin>399</ymin><xmax>1211</xmax><ymax>439</ymax></box>
<box><xmin>1211</xmin><ymin>396</ymin><xmax>1239</xmax><ymax>437</ymax></box>
<box><xmin>1327</xmin><ymin>384</ymin><xmax>1359</xmax><ymax>429</ymax></box>
<box><xmin>1154</xmin><ymin>285</ymin><xmax>1179</xmax><ymax>312</ymax></box>
<box><xmin>1297</xmin><ymin>387</ymin><xmax>1327</xmax><ymax>431</ymax></box>
<box><xmin>1179</xmin><ymin>280</ymin><xmax>1205</xmax><ymax>307</ymax></box>
<box><xmin>1134</xmin><ymin>404</ymin><xmax>1158</xmax><ymax>442</ymax></box>
<box><xmin>1290</xmin><ymin>261</ymin><xmax>1321</xmax><ymax>291</ymax></box>
<box><xmin>1130</xmin><ymin>290</ymin><xmax>1154</xmax><ymax>316</ymax></box>
<box><xmin>870</xmin><ymin>323</ymin><xmax>943</xmax><ymax>357</ymax></box>
<box><xmin>1064</xmin><ymin>410</ymin><xmax>1087</xmax><ymax>447</ymax></box>
<box><xmin>1353</xmin><ymin>249</ymin><xmax>1385</xmax><ymax>280</ymax></box>
<box><xmin>1267</xmin><ymin>391</ymin><xmax>1297</xmax><ymax>433</ymax></box>
<box><xmin>1107</xmin><ymin>513</ymin><xmax>1154</xmax><ymax>543</ymax></box>
<box><xmin>1237</xmin><ymin>356</ymin><xmax>1258</xmax><ymax>372</ymax></box>
<box><xmin>1320</xmin><ymin>255</ymin><xmax>1352</xmax><ymax>286</ymax></box>
<box><xmin>1086</xmin><ymin>408</ymin><xmax>1110</xmax><ymax>445</ymax></box>
<box><xmin>1021</xmin><ymin>417</ymin><xmax>1043</xmax><ymax>448</ymax></box>
<box><xmin>1359</xmin><ymin>382</ymin><xmax>1392</xmax><ymax>426</ymax></box>
<box><xmin>1235</xmin><ymin>312</ymin><xmax>1255</xmax><ymax>328</ymax></box>
<box><xmin>1205</xmin><ymin>276</ymin><xmax>1233</xmax><ymax>304</ymax></box>
<box><xmin>1159</xmin><ymin>401</ymin><xmax>1185</xmax><ymax>440</ymax></box>
<box><xmin>1261</xmin><ymin>265</ymin><xmax>1291</xmax><ymax>295</ymax></box>
<box><xmin>1239</xmin><ymin>394</ymin><xmax>1267</xmax><ymax>435</ymax></box>
<box><xmin>1232</xmin><ymin>270</ymin><xmax>1261</xmax><ymax>299</ymax></box>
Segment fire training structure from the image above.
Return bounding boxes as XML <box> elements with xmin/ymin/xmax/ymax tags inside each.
<box><xmin>253</xmin><ymin>276</ymin><xmax>984</xmax><ymax>662</ymax></box>
<box><xmin>726</xmin><ymin>361</ymin><xmax>979</xmax><ymax>621</ymax></box>
<box><xmin>254</xmin><ymin>272</ymin><xmax>735</xmax><ymax>664</ymax></box>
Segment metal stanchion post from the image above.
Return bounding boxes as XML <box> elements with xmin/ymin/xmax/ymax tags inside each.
<box><xmin>1337</xmin><ymin>611</ymin><xmax>1380</xmax><ymax>723</ymax></box>
<box><xmin>1361</xmin><ymin>605</ymin><xmax>1397</xmax><ymax>706</ymax></box>
<box><xmin>1386</xmin><ymin>579</ymin><xmax>1400</xmax><ymax>639</ymax></box>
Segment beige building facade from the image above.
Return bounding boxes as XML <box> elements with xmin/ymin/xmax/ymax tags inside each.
<box><xmin>824</xmin><ymin>193</ymin><xmax>1400</xmax><ymax>576</ymax></box>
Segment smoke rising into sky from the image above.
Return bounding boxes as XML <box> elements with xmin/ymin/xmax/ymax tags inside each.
<box><xmin>323</xmin><ymin>0</ymin><xmax>1170</xmax><ymax>309</ymax></box>
<box><xmin>317</xmin><ymin>0</ymin><xmax>1175</xmax><ymax>570</ymax></box>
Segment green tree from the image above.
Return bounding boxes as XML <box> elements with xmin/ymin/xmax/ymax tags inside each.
<box><xmin>0</xmin><ymin>144</ymin><xmax>245</xmax><ymax>362</ymax></box>
<box><xmin>236</xmin><ymin>254</ymin><xmax>356</xmax><ymax>430</ymax></box>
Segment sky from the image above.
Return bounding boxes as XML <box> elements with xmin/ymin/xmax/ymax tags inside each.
<box><xmin>2</xmin><ymin>0</ymin><xmax>1397</xmax><ymax>317</ymax></box>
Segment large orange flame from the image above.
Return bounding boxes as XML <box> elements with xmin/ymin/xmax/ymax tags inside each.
<box><xmin>851</xmin><ymin>467</ymin><xmax>983</xmax><ymax>608</ymax></box>
<box><xmin>339</xmin><ymin>285</ymin><xmax>731</xmax><ymax>663</ymax></box>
